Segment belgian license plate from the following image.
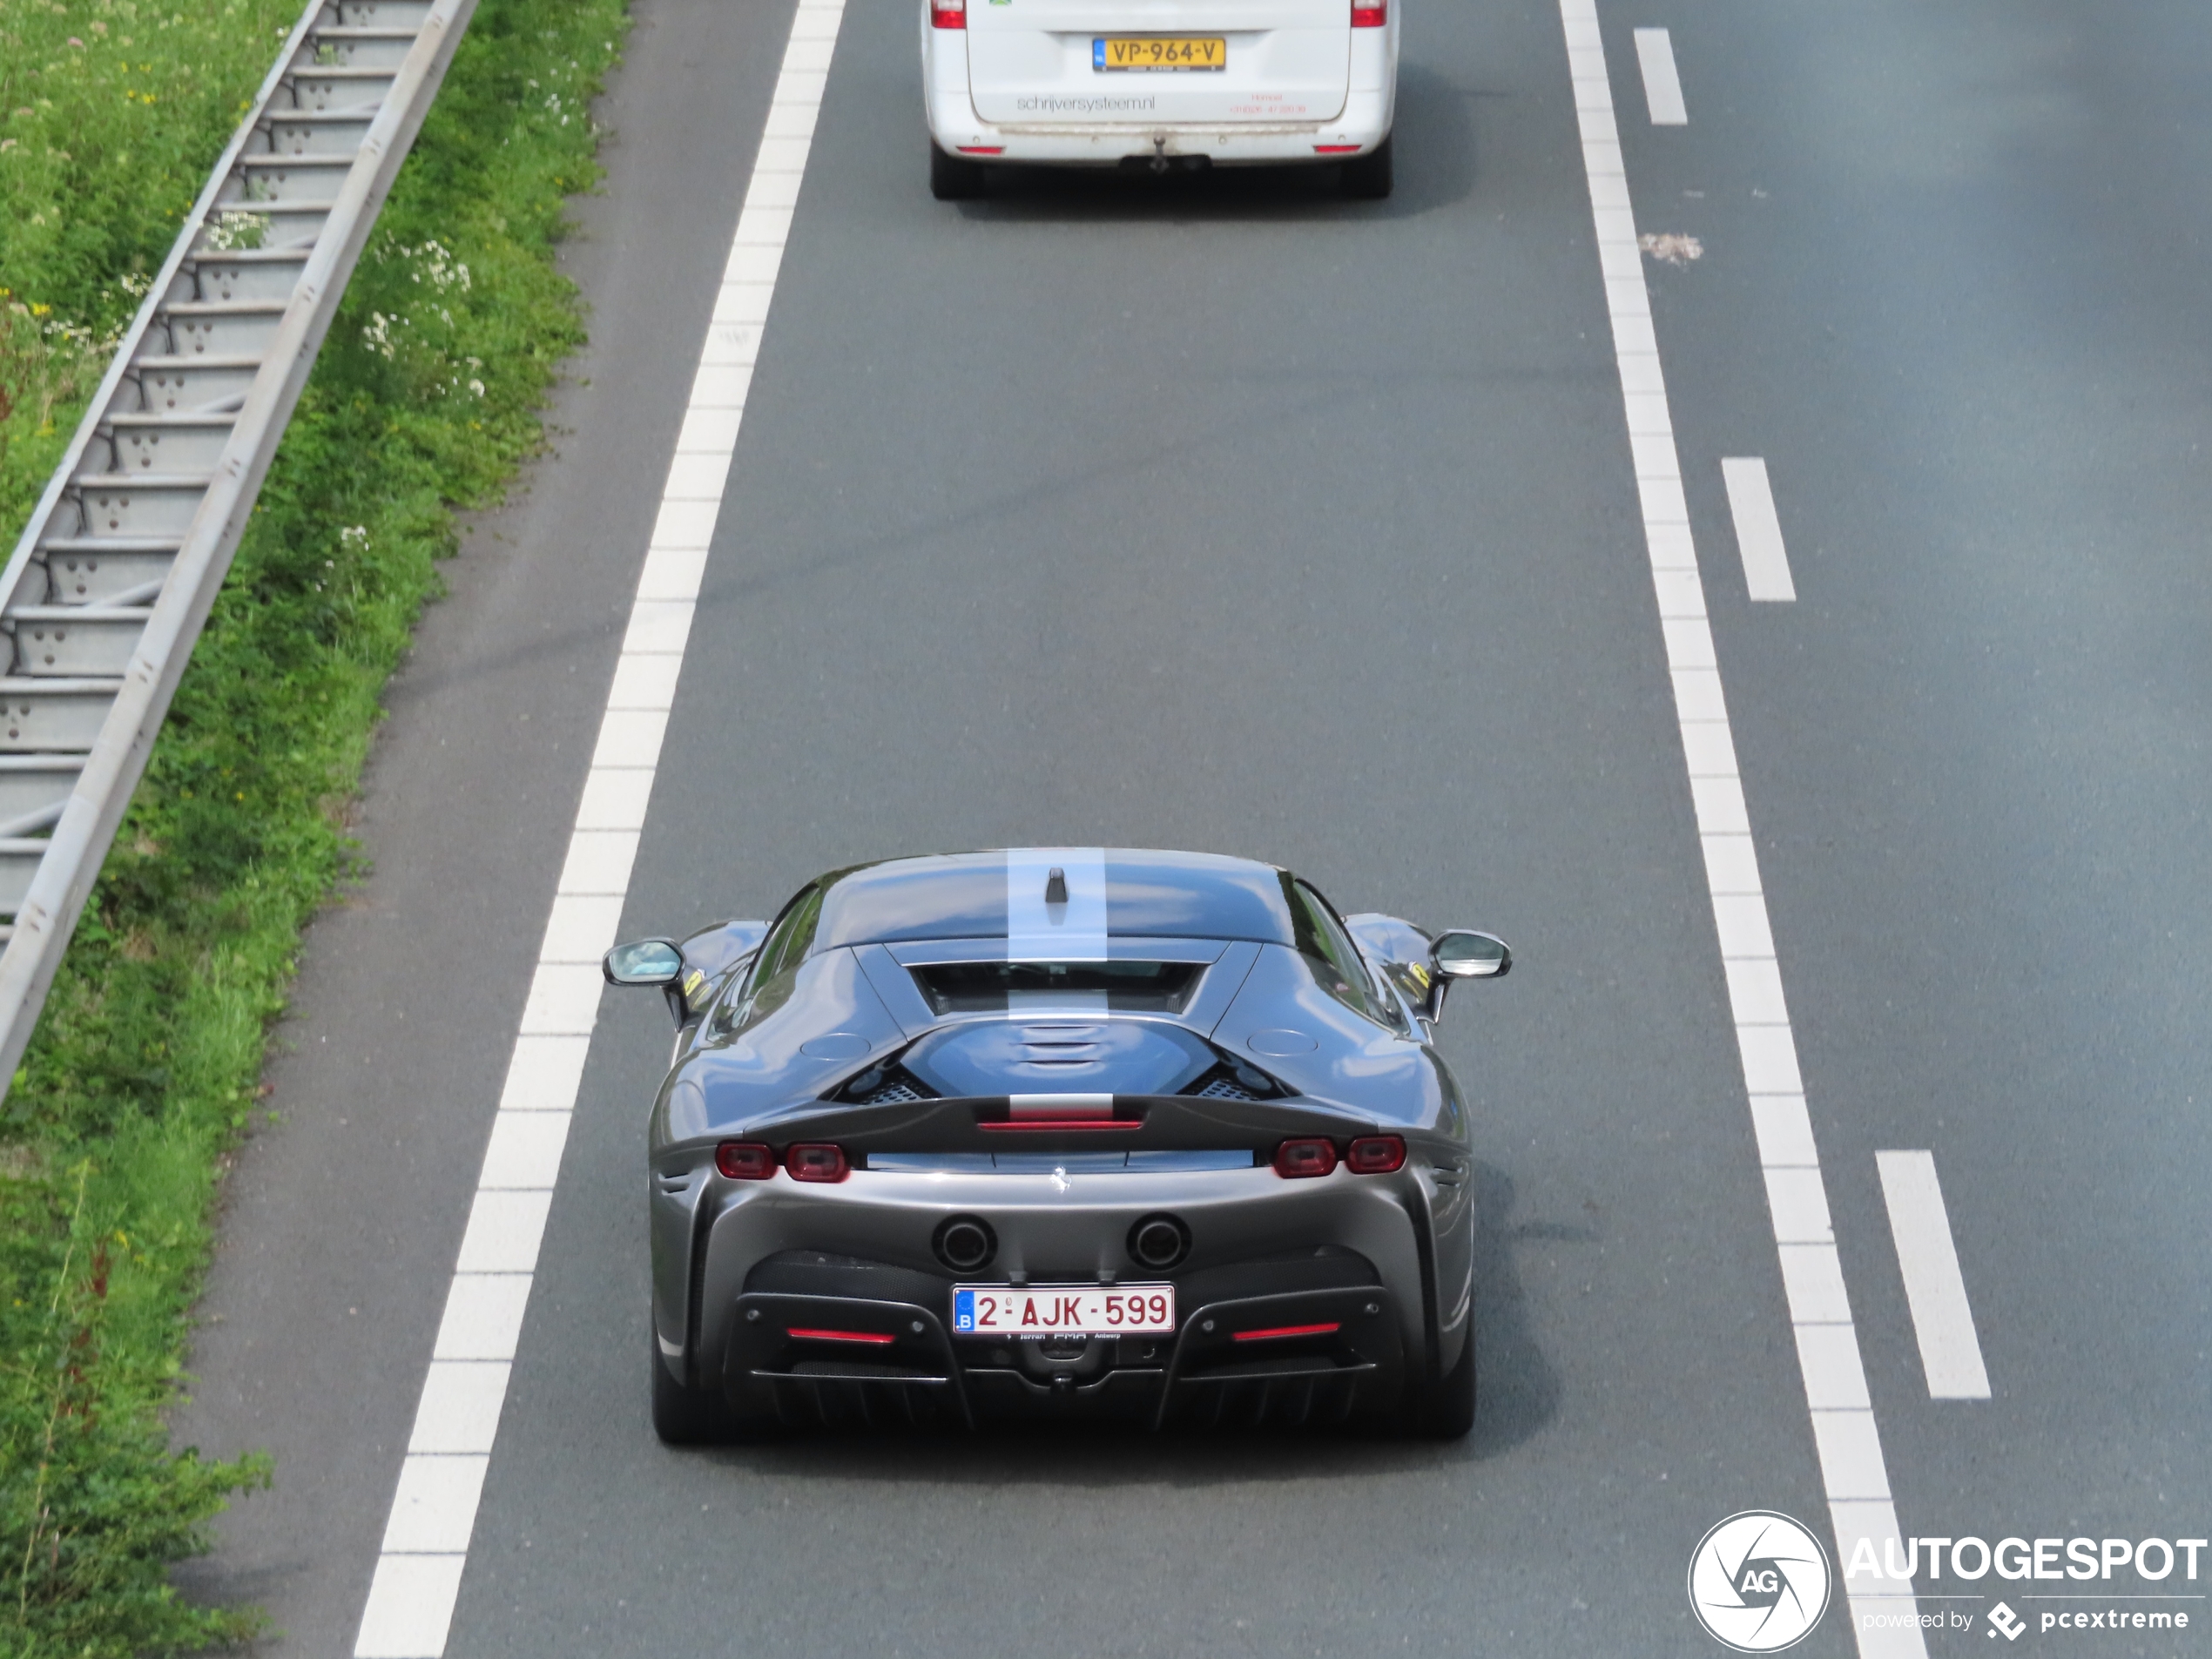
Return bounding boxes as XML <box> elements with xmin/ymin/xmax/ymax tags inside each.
<box><xmin>953</xmin><ymin>1284</ymin><xmax>1176</xmax><ymax>1336</ymax></box>
<box><xmin>1094</xmin><ymin>36</ymin><xmax>1227</xmax><ymax>71</ymax></box>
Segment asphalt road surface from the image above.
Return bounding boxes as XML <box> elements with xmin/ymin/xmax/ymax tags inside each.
<box><xmin>175</xmin><ymin>0</ymin><xmax>2212</xmax><ymax>1656</ymax></box>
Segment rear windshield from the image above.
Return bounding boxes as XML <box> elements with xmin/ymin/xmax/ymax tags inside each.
<box><xmin>909</xmin><ymin>960</ymin><xmax>1203</xmax><ymax>1015</ymax></box>
<box><xmin>811</xmin><ymin>851</ymin><xmax>1300</xmax><ymax>950</ymax></box>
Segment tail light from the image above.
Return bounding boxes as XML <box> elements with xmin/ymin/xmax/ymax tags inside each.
<box><xmin>786</xmin><ymin>1326</ymin><xmax>894</xmax><ymax>1345</ymax></box>
<box><xmin>1346</xmin><ymin>1135</ymin><xmax>1406</xmax><ymax>1174</ymax></box>
<box><xmin>1352</xmin><ymin>0</ymin><xmax>1386</xmax><ymax>25</ymax></box>
<box><xmin>715</xmin><ymin>1142</ymin><xmax>775</xmax><ymax>1180</ymax></box>
<box><xmin>931</xmin><ymin>0</ymin><xmax>965</xmax><ymax>29</ymax></box>
<box><xmin>1233</xmin><ymin>1322</ymin><xmax>1341</xmax><ymax>1342</ymax></box>
<box><xmin>1272</xmin><ymin>1138</ymin><xmax>1339</xmax><ymax>1178</ymax></box>
<box><xmin>786</xmin><ymin>1143</ymin><xmax>850</xmax><ymax>1183</ymax></box>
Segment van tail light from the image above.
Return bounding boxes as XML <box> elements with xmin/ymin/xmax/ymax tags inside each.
<box><xmin>1272</xmin><ymin>1138</ymin><xmax>1339</xmax><ymax>1178</ymax></box>
<box><xmin>715</xmin><ymin>1142</ymin><xmax>776</xmax><ymax>1180</ymax></box>
<box><xmin>1346</xmin><ymin>1135</ymin><xmax>1406</xmax><ymax>1174</ymax></box>
<box><xmin>931</xmin><ymin>0</ymin><xmax>966</xmax><ymax>28</ymax></box>
<box><xmin>1352</xmin><ymin>0</ymin><xmax>1386</xmax><ymax>25</ymax></box>
<box><xmin>786</xmin><ymin>1143</ymin><xmax>851</xmax><ymax>1183</ymax></box>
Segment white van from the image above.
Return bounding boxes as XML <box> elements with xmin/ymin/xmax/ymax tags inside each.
<box><xmin>921</xmin><ymin>0</ymin><xmax>1399</xmax><ymax>199</ymax></box>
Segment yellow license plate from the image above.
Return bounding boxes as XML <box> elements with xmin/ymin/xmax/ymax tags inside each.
<box><xmin>1093</xmin><ymin>36</ymin><xmax>1227</xmax><ymax>71</ymax></box>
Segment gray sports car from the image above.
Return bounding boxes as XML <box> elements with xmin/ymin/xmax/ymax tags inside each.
<box><xmin>604</xmin><ymin>848</ymin><xmax>1510</xmax><ymax>1441</ymax></box>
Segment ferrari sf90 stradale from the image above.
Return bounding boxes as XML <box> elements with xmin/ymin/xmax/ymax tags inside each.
<box><xmin>604</xmin><ymin>849</ymin><xmax>1508</xmax><ymax>1441</ymax></box>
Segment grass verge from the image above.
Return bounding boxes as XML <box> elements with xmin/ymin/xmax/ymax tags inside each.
<box><xmin>0</xmin><ymin>1</ymin><xmax>629</xmax><ymax>1652</ymax></box>
<box><xmin>2</xmin><ymin>0</ymin><xmax>312</xmax><ymax>525</ymax></box>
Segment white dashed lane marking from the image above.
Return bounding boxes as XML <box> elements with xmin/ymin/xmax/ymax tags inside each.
<box><xmin>348</xmin><ymin>1</ymin><xmax>847</xmax><ymax>1651</ymax></box>
<box><xmin>1723</xmin><ymin>455</ymin><xmax>1798</xmax><ymax>602</ymax></box>
<box><xmin>1633</xmin><ymin>26</ymin><xmax>1688</xmax><ymax>125</ymax></box>
<box><xmin>1876</xmin><ymin>1151</ymin><xmax>1993</xmax><ymax>1400</ymax></box>
<box><xmin>1555</xmin><ymin>5</ymin><xmax>1923</xmax><ymax>1654</ymax></box>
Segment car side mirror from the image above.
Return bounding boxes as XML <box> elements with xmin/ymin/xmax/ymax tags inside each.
<box><xmin>604</xmin><ymin>938</ymin><xmax>685</xmax><ymax>987</ymax></box>
<box><xmin>1424</xmin><ymin>929</ymin><xmax>1511</xmax><ymax>1023</ymax></box>
<box><xmin>1433</xmin><ymin>930</ymin><xmax>1510</xmax><ymax>981</ymax></box>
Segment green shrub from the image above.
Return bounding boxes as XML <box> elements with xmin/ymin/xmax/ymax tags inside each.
<box><xmin>0</xmin><ymin>1</ymin><xmax>628</xmax><ymax>1651</ymax></box>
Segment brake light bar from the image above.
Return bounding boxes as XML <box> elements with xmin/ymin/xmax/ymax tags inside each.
<box><xmin>979</xmin><ymin>1120</ymin><xmax>1140</xmax><ymax>1132</ymax></box>
<box><xmin>978</xmin><ymin>1095</ymin><xmax>1143</xmax><ymax>1131</ymax></box>
<box><xmin>787</xmin><ymin>1327</ymin><xmax>894</xmax><ymax>1345</ymax></box>
<box><xmin>1008</xmin><ymin>1094</ymin><xmax>1115</xmax><ymax>1121</ymax></box>
<box><xmin>1232</xmin><ymin>1322</ymin><xmax>1341</xmax><ymax>1343</ymax></box>
<box><xmin>1352</xmin><ymin>0</ymin><xmax>1386</xmax><ymax>25</ymax></box>
<box><xmin>931</xmin><ymin>0</ymin><xmax>965</xmax><ymax>27</ymax></box>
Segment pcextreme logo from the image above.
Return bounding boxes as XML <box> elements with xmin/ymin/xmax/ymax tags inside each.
<box><xmin>1689</xmin><ymin>1511</ymin><xmax>1833</xmax><ymax>1652</ymax></box>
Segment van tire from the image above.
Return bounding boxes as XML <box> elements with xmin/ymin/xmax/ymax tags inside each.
<box><xmin>1340</xmin><ymin>135</ymin><xmax>1394</xmax><ymax>200</ymax></box>
<box><xmin>931</xmin><ymin>145</ymin><xmax>989</xmax><ymax>200</ymax></box>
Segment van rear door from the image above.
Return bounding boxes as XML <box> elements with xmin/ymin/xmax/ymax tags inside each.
<box><xmin>968</xmin><ymin>0</ymin><xmax>1350</xmax><ymax>126</ymax></box>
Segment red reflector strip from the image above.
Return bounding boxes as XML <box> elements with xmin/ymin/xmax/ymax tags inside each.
<box><xmin>1351</xmin><ymin>3</ymin><xmax>1386</xmax><ymax>24</ymax></box>
<box><xmin>1313</xmin><ymin>145</ymin><xmax>1363</xmax><ymax>154</ymax></box>
<box><xmin>1232</xmin><ymin>1322</ymin><xmax>1341</xmax><ymax>1343</ymax></box>
<box><xmin>787</xmin><ymin>1327</ymin><xmax>895</xmax><ymax>1345</ymax></box>
<box><xmin>978</xmin><ymin>1120</ymin><xmax>1140</xmax><ymax>1132</ymax></box>
<box><xmin>956</xmin><ymin>145</ymin><xmax>1004</xmax><ymax>154</ymax></box>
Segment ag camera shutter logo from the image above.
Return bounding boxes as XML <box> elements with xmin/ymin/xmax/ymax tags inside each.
<box><xmin>1689</xmin><ymin>1510</ymin><xmax>1833</xmax><ymax>1652</ymax></box>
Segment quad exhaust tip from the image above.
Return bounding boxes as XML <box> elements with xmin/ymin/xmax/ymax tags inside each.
<box><xmin>934</xmin><ymin>1215</ymin><xmax>997</xmax><ymax>1272</ymax></box>
<box><xmin>1128</xmin><ymin>1213</ymin><xmax>1190</xmax><ymax>1271</ymax></box>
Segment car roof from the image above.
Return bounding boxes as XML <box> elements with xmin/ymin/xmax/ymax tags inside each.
<box><xmin>810</xmin><ymin>848</ymin><xmax>1301</xmax><ymax>952</ymax></box>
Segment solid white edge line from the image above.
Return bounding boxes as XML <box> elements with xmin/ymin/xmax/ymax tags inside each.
<box><xmin>1723</xmin><ymin>455</ymin><xmax>1797</xmax><ymax>602</ymax></box>
<box><xmin>347</xmin><ymin>3</ymin><xmax>848</xmax><ymax>1653</ymax></box>
<box><xmin>1875</xmin><ymin>1150</ymin><xmax>1993</xmax><ymax>1400</ymax></box>
<box><xmin>1631</xmin><ymin>26</ymin><xmax>1688</xmax><ymax>126</ymax></box>
<box><xmin>1554</xmin><ymin>6</ymin><xmax>1925</xmax><ymax>1655</ymax></box>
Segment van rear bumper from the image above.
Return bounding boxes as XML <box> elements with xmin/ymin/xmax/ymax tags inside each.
<box><xmin>925</xmin><ymin>89</ymin><xmax>1393</xmax><ymax>167</ymax></box>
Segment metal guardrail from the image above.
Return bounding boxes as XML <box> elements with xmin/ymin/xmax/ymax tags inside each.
<box><xmin>0</xmin><ymin>0</ymin><xmax>478</xmax><ymax>1095</ymax></box>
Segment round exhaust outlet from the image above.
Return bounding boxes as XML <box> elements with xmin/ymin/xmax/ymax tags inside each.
<box><xmin>934</xmin><ymin>1215</ymin><xmax>996</xmax><ymax>1272</ymax></box>
<box><xmin>1128</xmin><ymin>1214</ymin><xmax>1190</xmax><ymax>1271</ymax></box>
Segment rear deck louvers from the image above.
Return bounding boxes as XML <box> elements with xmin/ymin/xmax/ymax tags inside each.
<box><xmin>831</xmin><ymin>1062</ymin><xmax>939</xmax><ymax>1106</ymax></box>
<box><xmin>1180</xmin><ymin>1062</ymin><xmax>1288</xmax><ymax>1102</ymax></box>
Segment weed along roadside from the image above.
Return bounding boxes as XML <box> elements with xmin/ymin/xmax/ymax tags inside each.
<box><xmin>0</xmin><ymin>3</ymin><xmax>628</xmax><ymax>1652</ymax></box>
<box><xmin>0</xmin><ymin>0</ymin><xmax>310</xmax><ymax>531</ymax></box>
